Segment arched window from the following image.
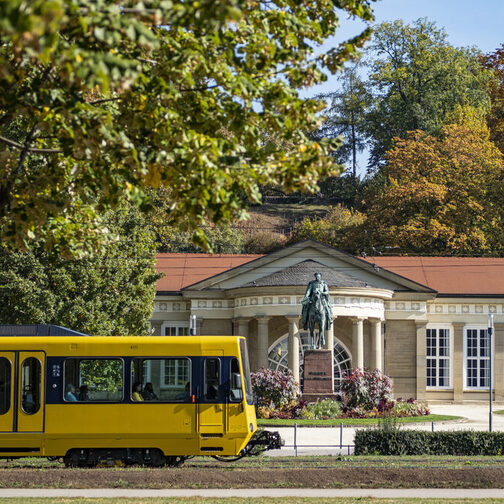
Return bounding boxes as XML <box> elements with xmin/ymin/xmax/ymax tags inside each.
<box><xmin>268</xmin><ymin>332</ymin><xmax>351</xmax><ymax>390</ymax></box>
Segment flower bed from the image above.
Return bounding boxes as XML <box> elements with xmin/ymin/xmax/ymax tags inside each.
<box><xmin>252</xmin><ymin>367</ymin><xmax>430</xmax><ymax>420</ymax></box>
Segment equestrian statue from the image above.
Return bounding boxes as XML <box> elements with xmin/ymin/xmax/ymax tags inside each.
<box><xmin>301</xmin><ymin>272</ymin><xmax>333</xmax><ymax>349</ymax></box>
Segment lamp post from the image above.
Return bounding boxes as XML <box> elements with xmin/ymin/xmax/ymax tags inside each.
<box><xmin>190</xmin><ymin>314</ymin><xmax>197</xmax><ymax>336</ymax></box>
<box><xmin>488</xmin><ymin>314</ymin><xmax>494</xmax><ymax>432</ymax></box>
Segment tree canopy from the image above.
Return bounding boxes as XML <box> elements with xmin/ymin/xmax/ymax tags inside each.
<box><xmin>364</xmin><ymin>19</ymin><xmax>491</xmax><ymax>168</ymax></box>
<box><xmin>480</xmin><ymin>43</ymin><xmax>504</xmax><ymax>154</ymax></box>
<box><xmin>0</xmin><ymin>204</ymin><xmax>161</xmax><ymax>334</ymax></box>
<box><xmin>356</xmin><ymin>106</ymin><xmax>504</xmax><ymax>256</ymax></box>
<box><xmin>0</xmin><ymin>0</ymin><xmax>376</xmax><ymax>255</ymax></box>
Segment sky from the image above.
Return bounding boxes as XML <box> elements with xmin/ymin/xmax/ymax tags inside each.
<box><xmin>307</xmin><ymin>0</ymin><xmax>504</xmax><ymax>96</ymax></box>
<box><xmin>302</xmin><ymin>0</ymin><xmax>504</xmax><ymax>174</ymax></box>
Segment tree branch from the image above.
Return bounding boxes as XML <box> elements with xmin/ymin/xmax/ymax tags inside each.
<box><xmin>0</xmin><ymin>135</ymin><xmax>62</xmax><ymax>153</ymax></box>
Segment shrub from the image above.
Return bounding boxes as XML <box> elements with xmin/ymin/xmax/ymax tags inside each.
<box><xmin>251</xmin><ymin>368</ymin><xmax>299</xmax><ymax>410</ymax></box>
<box><xmin>393</xmin><ymin>399</ymin><xmax>430</xmax><ymax>417</ymax></box>
<box><xmin>304</xmin><ymin>399</ymin><xmax>342</xmax><ymax>420</ymax></box>
<box><xmin>244</xmin><ymin>231</ymin><xmax>286</xmax><ymax>254</ymax></box>
<box><xmin>340</xmin><ymin>368</ymin><xmax>392</xmax><ymax>411</ymax></box>
<box><xmin>355</xmin><ymin>430</ymin><xmax>504</xmax><ymax>456</ymax></box>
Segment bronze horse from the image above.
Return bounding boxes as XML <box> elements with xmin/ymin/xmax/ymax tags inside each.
<box><xmin>305</xmin><ymin>290</ymin><xmax>327</xmax><ymax>349</ymax></box>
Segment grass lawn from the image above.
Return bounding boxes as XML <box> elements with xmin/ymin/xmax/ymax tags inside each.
<box><xmin>494</xmin><ymin>410</ymin><xmax>504</xmax><ymax>415</ymax></box>
<box><xmin>257</xmin><ymin>413</ymin><xmax>461</xmax><ymax>427</ymax></box>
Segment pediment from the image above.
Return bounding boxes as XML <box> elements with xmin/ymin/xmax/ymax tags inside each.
<box><xmin>182</xmin><ymin>240</ymin><xmax>436</xmax><ymax>294</ymax></box>
<box><xmin>242</xmin><ymin>259</ymin><xmax>373</xmax><ymax>288</ymax></box>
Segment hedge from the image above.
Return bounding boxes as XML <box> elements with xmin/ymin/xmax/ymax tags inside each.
<box><xmin>355</xmin><ymin>429</ymin><xmax>504</xmax><ymax>455</ymax></box>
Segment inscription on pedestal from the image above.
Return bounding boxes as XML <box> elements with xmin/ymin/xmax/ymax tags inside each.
<box><xmin>303</xmin><ymin>349</ymin><xmax>334</xmax><ymax>394</ymax></box>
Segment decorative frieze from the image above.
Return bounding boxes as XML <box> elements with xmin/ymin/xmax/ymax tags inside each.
<box><xmin>427</xmin><ymin>302</ymin><xmax>504</xmax><ymax>315</ymax></box>
<box><xmin>153</xmin><ymin>301</ymin><xmax>190</xmax><ymax>313</ymax></box>
<box><xmin>385</xmin><ymin>301</ymin><xmax>427</xmax><ymax>313</ymax></box>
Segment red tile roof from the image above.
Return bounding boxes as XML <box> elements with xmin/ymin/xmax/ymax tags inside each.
<box><xmin>155</xmin><ymin>253</ymin><xmax>504</xmax><ymax>296</ymax></box>
<box><xmin>362</xmin><ymin>256</ymin><xmax>504</xmax><ymax>295</ymax></box>
<box><xmin>156</xmin><ymin>253</ymin><xmax>262</xmax><ymax>291</ymax></box>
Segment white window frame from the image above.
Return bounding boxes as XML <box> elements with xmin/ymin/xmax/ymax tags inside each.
<box><xmin>161</xmin><ymin>321</ymin><xmax>189</xmax><ymax>337</ymax></box>
<box><xmin>463</xmin><ymin>325</ymin><xmax>494</xmax><ymax>391</ymax></box>
<box><xmin>426</xmin><ymin>324</ymin><xmax>453</xmax><ymax>390</ymax></box>
<box><xmin>160</xmin><ymin>358</ymin><xmax>191</xmax><ymax>390</ymax></box>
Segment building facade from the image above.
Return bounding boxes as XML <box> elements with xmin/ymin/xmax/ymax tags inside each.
<box><xmin>151</xmin><ymin>240</ymin><xmax>504</xmax><ymax>402</ymax></box>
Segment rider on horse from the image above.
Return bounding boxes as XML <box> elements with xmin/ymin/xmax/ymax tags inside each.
<box><xmin>301</xmin><ymin>272</ymin><xmax>333</xmax><ymax>348</ymax></box>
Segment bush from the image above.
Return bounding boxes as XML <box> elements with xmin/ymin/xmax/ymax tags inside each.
<box><xmin>304</xmin><ymin>399</ymin><xmax>342</xmax><ymax>420</ymax></box>
<box><xmin>244</xmin><ymin>231</ymin><xmax>286</xmax><ymax>253</ymax></box>
<box><xmin>251</xmin><ymin>368</ymin><xmax>299</xmax><ymax>410</ymax></box>
<box><xmin>355</xmin><ymin>430</ymin><xmax>504</xmax><ymax>456</ymax></box>
<box><xmin>392</xmin><ymin>399</ymin><xmax>430</xmax><ymax>417</ymax></box>
<box><xmin>340</xmin><ymin>368</ymin><xmax>392</xmax><ymax>411</ymax></box>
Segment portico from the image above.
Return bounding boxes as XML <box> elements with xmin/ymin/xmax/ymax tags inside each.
<box><xmin>151</xmin><ymin>241</ymin><xmax>434</xmax><ymax>394</ymax></box>
<box><xmin>151</xmin><ymin>242</ymin><xmax>504</xmax><ymax>401</ymax></box>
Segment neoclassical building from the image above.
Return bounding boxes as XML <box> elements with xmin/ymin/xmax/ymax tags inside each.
<box><xmin>151</xmin><ymin>240</ymin><xmax>504</xmax><ymax>402</ymax></box>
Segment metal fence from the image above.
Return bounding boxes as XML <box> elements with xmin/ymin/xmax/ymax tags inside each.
<box><xmin>281</xmin><ymin>423</ymin><xmax>354</xmax><ymax>456</ymax></box>
<box><xmin>279</xmin><ymin>420</ymin><xmax>439</xmax><ymax>456</ymax></box>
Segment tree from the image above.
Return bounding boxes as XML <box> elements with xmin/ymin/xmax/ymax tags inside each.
<box><xmin>315</xmin><ymin>64</ymin><xmax>370</xmax><ymax>178</ymax></box>
<box><xmin>356</xmin><ymin>106</ymin><xmax>504</xmax><ymax>256</ymax></box>
<box><xmin>0</xmin><ymin>204</ymin><xmax>161</xmax><ymax>335</ymax></box>
<box><xmin>289</xmin><ymin>204</ymin><xmax>364</xmax><ymax>251</ymax></box>
<box><xmin>364</xmin><ymin>19</ymin><xmax>491</xmax><ymax>169</ymax></box>
<box><xmin>480</xmin><ymin>44</ymin><xmax>504</xmax><ymax>153</ymax></box>
<box><xmin>0</xmin><ymin>0</ymin><xmax>376</xmax><ymax>255</ymax></box>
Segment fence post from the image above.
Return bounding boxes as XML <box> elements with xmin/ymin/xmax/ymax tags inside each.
<box><xmin>340</xmin><ymin>422</ymin><xmax>343</xmax><ymax>449</ymax></box>
<box><xmin>294</xmin><ymin>422</ymin><xmax>298</xmax><ymax>457</ymax></box>
<box><xmin>431</xmin><ymin>421</ymin><xmax>435</xmax><ymax>432</ymax></box>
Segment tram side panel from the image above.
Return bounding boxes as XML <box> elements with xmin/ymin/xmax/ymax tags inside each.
<box><xmin>43</xmin><ymin>354</ymin><xmax>254</xmax><ymax>457</ymax></box>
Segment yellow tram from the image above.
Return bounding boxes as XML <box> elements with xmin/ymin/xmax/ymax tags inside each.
<box><xmin>0</xmin><ymin>335</ymin><xmax>278</xmax><ymax>466</ymax></box>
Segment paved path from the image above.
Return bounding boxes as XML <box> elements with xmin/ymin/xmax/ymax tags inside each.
<box><xmin>265</xmin><ymin>402</ymin><xmax>504</xmax><ymax>456</ymax></box>
<box><xmin>0</xmin><ymin>488</ymin><xmax>503</xmax><ymax>498</ymax></box>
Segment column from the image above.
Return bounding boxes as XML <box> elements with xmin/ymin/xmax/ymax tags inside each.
<box><xmin>452</xmin><ymin>322</ymin><xmax>464</xmax><ymax>402</ymax></box>
<box><xmin>196</xmin><ymin>317</ymin><xmax>203</xmax><ymax>336</ymax></box>
<box><xmin>256</xmin><ymin>317</ymin><xmax>270</xmax><ymax>370</ymax></box>
<box><xmin>415</xmin><ymin>321</ymin><xmax>427</xmax><ymax>401</ymax></box>
<box><xmin>287</xmin><ymin>316</ymin><xmax>300</xmax><ymax>387</ymax></box>
<box><xmin>351</xmin><ymin>317</ymin><xmax>365</xmax><ymax>369</ymax></box>
<box><xmin>236</xmin><ymin>318</ymin><xmax>250</xmax><ymax>339</ymax></box>
<box><xmin>370</xmin><ymin>318</ymin><xmax>383</xmax><ymax>371</ymax></box>
<box><xmin>494</xmin><ymin>323</ymin><xmax>504</xmax><ymax>401</ymax></box>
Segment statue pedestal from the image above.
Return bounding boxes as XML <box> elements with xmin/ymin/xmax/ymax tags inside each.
<box><xmin>302</xmin><ymin>349</ymin><xmax>335</xmax><ymax>402</ymax></box>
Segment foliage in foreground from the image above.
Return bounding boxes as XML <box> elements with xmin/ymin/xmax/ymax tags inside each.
<box><xmin>355</xmin><ymin>429</ymin><xmax>504</xmax><ymax>456</ymax></box>
<box><xmin>0</xmin><ymin>0</ymin><xmax>376</xmax><ymax>255</ymax></box>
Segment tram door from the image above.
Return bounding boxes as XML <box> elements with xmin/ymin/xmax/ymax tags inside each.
<box><xmin>198</xmin><ymin>357</ymin><xmax>225</xmax><ymax>435</ymax></box>
<box><xmin>17</xmin><ymin>352</ymin><xmax>45</xmax><ymax>432</ymax></box>
<box><xmin>0</xmin><ymin>353</ymin><xmax>15</xmax><ymax>432</ymax></box>
<box><xmin>0</xmin><ymin>351</ymin><xmax>45</xmax><ymax>432</ymax></box>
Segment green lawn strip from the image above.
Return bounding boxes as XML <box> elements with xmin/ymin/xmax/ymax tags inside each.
<box><xmin>494</xmin><ymin>410</ymin><xmax>504</xmax><ymax>415</ymax></box>
<box><xmin>258</xmin><ymin>414</ymin><xmax>461</xmax><ymax>427</ymax></box>
<box><xmin>2</xmin><ymin>499</ymin><xmax>504</xmax><ymax>504</ymax></box>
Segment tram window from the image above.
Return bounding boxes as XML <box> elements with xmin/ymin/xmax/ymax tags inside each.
<box><xmin>0</xmin><ymin>358</ymin><xmax>11</xmax><ymax>415</ymax></box>
<box><xmin>204</xmin><ymin>358</ymin><xmax>220</xmax><ymax>401</ymax></box>
<box><xmin>131</xmin><ymin>358</ymin><xmax>191</xmax><ymax>402</ymax></box>
<box><xmin>229</xmin><ymin>358</ymin><xmax>243</xmax><ymax>402</ymax></box>
<box><xmin>21</xmin><ymin>358</ymin><xmax>41</xmax><ymax>414</ymax></box>
<box><xmin>64</xmin><ymin>359</ymin><xmax>123</xmax><ymax>402</ymax></box>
